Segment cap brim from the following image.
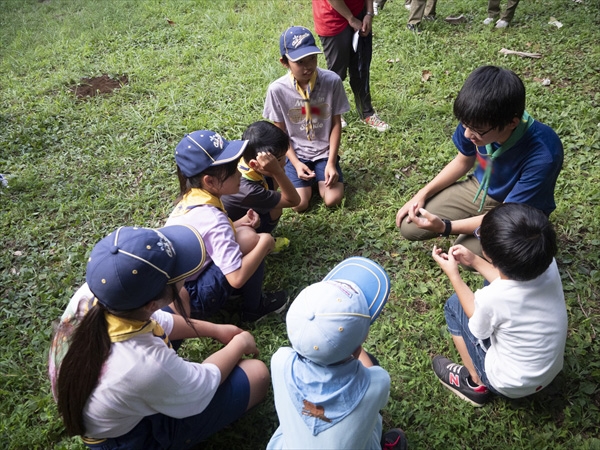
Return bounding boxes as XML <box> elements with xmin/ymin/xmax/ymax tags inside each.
<box><xmin>158</xmin><ymin>225</ymin><xmax>206</xmax><ymax>283</ymax></box>
<box><xmin>286</xmin><ymin>47</ymin><xmax>322</xmax><ymax>62</ymax></box>
<box><xmin>212</xmin><ymin>139</ymin><xmax>248</xmax><ymax>166</ymax></box>
<box><xmin>323</xmin><ymin>257</ymin><xmax>390</xmax><ymax>323</ymax></box>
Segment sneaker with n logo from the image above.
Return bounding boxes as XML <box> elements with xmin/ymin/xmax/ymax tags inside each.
<box><xmin>432</xmin><ymin>355</ymin><xmax>492</xmax><ymax>407</ymax></box>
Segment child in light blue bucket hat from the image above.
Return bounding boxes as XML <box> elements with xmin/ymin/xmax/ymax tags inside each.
<box><xmin>267</xmin><ymin>257</ymin><xmax>408</xmax><ymax>450</ymax></box>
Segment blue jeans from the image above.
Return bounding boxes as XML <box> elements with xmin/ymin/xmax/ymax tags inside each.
<box><xmin>444</xmin><ymin>293</ymin><xmax>502</xmax><ymax>395</ymax></box>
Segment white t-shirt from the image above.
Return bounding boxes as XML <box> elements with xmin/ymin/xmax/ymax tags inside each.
<box><xmin>50</xmin><ymin>284</ymin><xmax>222</xmax><ymax>438</ymax></box>
<box><xmin>469</xmin><ymin>260</ymin><xmax>567</xmax><ymax>398</ymax></box>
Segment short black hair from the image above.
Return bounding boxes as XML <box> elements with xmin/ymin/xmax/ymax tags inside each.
<box><xmin>241</xmin><ymin>121</ymin><xmax>290</xmax><ymax>161</ymax></box>
<box><xmin>175</xmin><ymin>159</ymin><xmax>239</xmax><ymax>203</ymax></box>
<box><xmin>480</xmin><ymin>203</ymin><xmax>557</xmax><ymax>281</ymax></box>
<box><xmin>453</xmin><ymin>66</ymin><xmax>526</xmax><ymax>131</ymax></box>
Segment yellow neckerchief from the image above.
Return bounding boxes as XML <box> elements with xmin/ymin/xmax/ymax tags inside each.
<box><xmin>238</xmin><ymin>158</ymin><xmax>268</xmax><ymax>190</ymax></box>
<box><xmin>104</xmin><ymin>312</ymin><xmax>172</xmax><ymax>348</ymax></box>
<box><xmin>290</xmin><ymin>70</ymin><xmax>318</xmax><ymax>141</ymax></box>
<box><xmin>169</xmin><ymin>188</ymin><xmax>235</xmax><ymax>232</ymax></box>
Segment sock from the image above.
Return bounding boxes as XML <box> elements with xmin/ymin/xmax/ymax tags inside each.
<box><xmin>466</xmin><ymin>375</ymin><xmax>481</xmax><ymax>389</ymax></box>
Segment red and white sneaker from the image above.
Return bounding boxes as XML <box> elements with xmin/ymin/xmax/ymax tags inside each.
<box><xmin>432</xmin><ymin>355</ymin><xmax>492</xmax><ymax>407</ymax></box>
<box><xmin>364</xmin><ymin>114</ymin><xmax>390</xmax><ymax>132</ymax></box>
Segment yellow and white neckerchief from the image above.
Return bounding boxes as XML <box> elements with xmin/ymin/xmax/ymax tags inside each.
<box><xmin>238</xmin><ymin>158</ymin><xmax>269</xmax><ymax>190</ymax></box>
<box><xmin>169</xmin><ymin>188</ymin><xmax>235</xmax><ymax>232</ymax></box>
<box><xmin>291</xmin><ymin>70</ymin><xmax>318</xmax><ymax>141</ymax></box>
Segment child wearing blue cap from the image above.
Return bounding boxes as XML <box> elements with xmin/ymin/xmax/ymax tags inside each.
<box><xmin>267</xmin><ymin>257</ymin><xmax>407</xmax><ymax>450</ymax></box>
<box><xmin>264</xmin><ymin>26</ymin><xmax>351</xmax><ymax>213</ymax></box>
<box><xmin>165</xmin><ymin>130</ymin><xmax>287</xmax><ymax>321</ymax></box>
<box><xmin>49</xmin><ymin>225</ymin><xmax>270</xmax><ymax>449</ymax></box>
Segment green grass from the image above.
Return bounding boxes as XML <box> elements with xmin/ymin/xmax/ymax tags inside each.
<box><xmin>1</xmin><ymin>0</ymin><xmax>599</xmax><ymax>448</ymax></box>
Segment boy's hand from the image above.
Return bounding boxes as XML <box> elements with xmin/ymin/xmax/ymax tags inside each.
<box><xmin>323</xmin><ymin>163</ymin><xmax>339</xmax><ymax>187</ymax></box>
<box><xmin>237</xmin><ymin>209</ymin><xmax>260</xmax><ymax>229</ymax></box>
<box><xmin>396</xmin><ymin>193</ymin><xmax>427</xmax><ymax>227</ymax></box>
<box><xmin>254</xmin><ymin>152</ymin><xmax>283</xmax><ymax>177</ymax></box>
<box><xmin>432</xmin><ymin>245</ymin><xmax>460</xmax><ymax>279</ymax></box>
<box><xmin>295</xmin><ymin>162</ymin><xmax>316</xmax><ymax>181</ymax></box>
<box><xmin>448</xmin><ymin>245</ymin><xmax>476</xmax><ymax>268</ymax></box>
<box><xmin>405</xmin><ymin>205</ymin><xmax>445</xmax><ymax>233</ymax></box>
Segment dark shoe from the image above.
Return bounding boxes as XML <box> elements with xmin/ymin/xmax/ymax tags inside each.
<box><xmin>382</xmin><ymin>428</ymin><xmax>408</xmax><ymax>450</ymax></box>
<box><xmin>423</xmin><ymin>14</ymin><xmax>436</xmax><ymax>21</ymax></box>
<box><xmin>406</xmin><ymin>23</ymin><xmax>421</xmax><ymax>33</ymax></box>
<box><xmin>242</xmin><ymin>290</ymin><xmax>288</xmax><ymax>322</ymax></box>
<box><xmin>432</xmin><ymin>356</ymin><xmax>492</xmax><ymax>407</ymax></box>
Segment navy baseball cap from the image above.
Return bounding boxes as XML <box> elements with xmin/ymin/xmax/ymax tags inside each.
<box><xmin>175</xmin><ymin>130</ymin><xmax>247</xmax><ymax>178</ymax></box>
<box><xmin>280</xmin><ymin>26</ymin><xmax>322</xmax><ymax>62</ymax></box>
<box><xmin>86</xmin><ymin>225</ymin><xmax>206</xmax><ymax>310</ymax></box>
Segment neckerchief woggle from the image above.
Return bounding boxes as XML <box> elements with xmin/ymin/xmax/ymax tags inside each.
<box><xmin>169</xmin><ymin>188</ymin><xmax>236</xmax><ymax>233</ymax></box>
<box><xmin>238</xmin><ymin>158</ymin><xmax>269</xmax><ymax>190</ymax></box>
<box><xmin>291</xmin><ymin>70</ymin><xmax>318</xmax><ymax>141</ymax></box>
<box><xmin>473</xmin><ymin>111</ymin><xmax>534</xmax><ymax>212</ymax></box>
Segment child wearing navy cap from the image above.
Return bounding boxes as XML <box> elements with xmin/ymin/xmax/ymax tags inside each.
<box><xmin>267</xmin><ymin>257</ymin><xmax>407</xmax><ymax>450</ymax></box>
<box><xmin>165</xmin><ymin>130</ymin><xmax>287</xmax><ymax>321</ymax></box>
<box><xmin>49</xmin><ymin>225</ymin><xmax>269</xmax><ymax>449</ymax></box>
<box><xmin>264</xmin><ymin>26</ymin><xmax>350</xmax><ymax>212</ymax></box>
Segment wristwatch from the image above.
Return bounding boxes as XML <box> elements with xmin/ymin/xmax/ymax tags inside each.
<box><xmin>439</xmin><ymin>219</ymin><xmax>452</xmax><ymax>237</ymax></box>
<box><xmin>365</xmin><ymin>11</ymin><xmax>374</xmax><ymax>16</ymax></box>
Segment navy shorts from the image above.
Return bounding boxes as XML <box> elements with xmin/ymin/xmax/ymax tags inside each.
<box><xmin>185</xmin><ymin>262</ymin><xmax>233</xmax><ymax>319</ymax></box>
<box><xmin>85</xmin><ymin>366</ymin><xmax>250</xmax><ymax>450</ymax></box>
<box><xmin>285</xmin><ymin>157</ymin><xmax>344</xmax><ymax>188</ymax></box>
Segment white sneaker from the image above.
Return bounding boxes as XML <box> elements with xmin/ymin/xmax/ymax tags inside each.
<box><xmin>373</xmin><ymin>1</ymin><xmax>379</xmax><ymax>15</ymax></box>
<box><xmin>341</xmin><ymin>117</ymin><xmax>347</xmax><ymax>128</ymax></box>
<box><xmin>405</xmin><ymin>1</ymin><xmax>411</xmax><ymax>10</ymax></box>
<box><xmin>483</xmin><ymin>17</ymin><xmax>495</xmax><ymax>25</ymax></box>
<box><xmin>495</xmin><ymin>19</ymin><xmax>509</xmax><ymax>28</ymax></box>
<box><xmin>364</xmin><ymin>114</ymin><xmax>389</xmax><ymax>132</ymax></box>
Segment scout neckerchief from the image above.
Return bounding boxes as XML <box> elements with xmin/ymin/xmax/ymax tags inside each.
<box><xmin>472</xmin><ymin>111</ymin><xmax>534</xmax><ymax>212</ymax></box>
<box><xmin>238</xmin><ymin>158</ymin><xmax>269</xmax><ymax>190</ymax></box>
<box><xmin>169</xmin><ymin>188</ymin><xmax>235</xmax><ymax>233</ymax></box>
<box><xmin>291</xmin><ymin>70</ymin><xmax>318</xmax><ymax>141</ymax></box>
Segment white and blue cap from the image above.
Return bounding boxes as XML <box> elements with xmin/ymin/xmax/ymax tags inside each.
<box><xmin>175</xmin><ymin>130</ymin><xmax>248</xmax><ymax>178</ymax></box>
<box><xmin>286</xmin><ymin>257</ymin><xmax>390</xmax><ymax>366</ymax></box>
<box><xmin>86</xmin><ymin>225</ymin><xmax>206</xmax><ymax>311</ymax></box>
<box><xmin>279</xmin><ymin>26</ymin><xmax>322</xmax><ymax>62</ymax></box>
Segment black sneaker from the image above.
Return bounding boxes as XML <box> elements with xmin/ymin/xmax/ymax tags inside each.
<box><xmin>242</xmin><ymin>290</ymin><xmax>288</xmax><ymax>322</ymax></box>
<box><xmin>423</xmin><ymin>14</ymin><xmax>437</xmax><ymax>21</ymax></box>
<box><xmin>406</xmin><ymin>23</ymin><xmax>421</xmax><ymax>33</ymax></box>
<box><xmin>432</xmin><ymin>356</ymin><xmax>492</xmax><ymax>407</ymax></box>
<box><xmin>381</xmin><ymin>428</ymin><xmax>408</xmax><ymax>450</ymax></box>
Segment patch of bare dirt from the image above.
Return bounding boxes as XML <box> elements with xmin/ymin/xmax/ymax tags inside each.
<box><xmin>69</xmin><ymin>74</ymin><xmax>128</xmax><ymax>99</ymax></box>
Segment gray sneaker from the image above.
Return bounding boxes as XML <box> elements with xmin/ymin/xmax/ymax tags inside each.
<box><xmin>432</xmin><ymin>356</ymin><xmax>492</xmax><ymax>407</ymax></box>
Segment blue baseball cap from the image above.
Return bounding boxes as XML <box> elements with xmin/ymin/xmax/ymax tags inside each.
<box><xmin>86</xmin><ymin>225</ymin><xmax>206</xmax><ymax>310</ymax></box>
<box><xmin>175</xmin><ymin>130</ymin><xmax>248</xmax><ymax>178</ymax></box>
<box><xmin>280</xmin><ymin>26</ymin><xmax>322</xmax><ymax>62</ymax></box>
<box><xmin>286</xmin><ymin>257</ymin><xmax>390</xmax><ymax>366</ymax></box>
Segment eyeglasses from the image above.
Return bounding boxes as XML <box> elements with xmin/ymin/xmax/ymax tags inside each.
<box><xmin>462</xmin><ymin>123</ymin><xmax>495</xmax><ymax>138</ymax></box>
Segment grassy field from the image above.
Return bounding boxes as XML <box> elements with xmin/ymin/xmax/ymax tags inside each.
<box><xmin>1</xmin><ymin>0</ymin><xmax>599</xmax><ymax>448</ymax></box>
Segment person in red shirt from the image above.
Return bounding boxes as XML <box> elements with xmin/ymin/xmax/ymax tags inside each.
<box><xmin>312</xmin><ymin>0</ymin><xmax>389</xmax><ymax>132</ymax></box>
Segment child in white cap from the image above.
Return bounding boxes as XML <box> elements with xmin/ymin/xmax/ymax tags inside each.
<box><xmin>267</xmin><ymin>257</ymin><xmax>407</xmax><ymax>450</ymax></box>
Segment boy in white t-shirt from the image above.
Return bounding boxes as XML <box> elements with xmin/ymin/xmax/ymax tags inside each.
<box><xmin>430</xmin><ymin>202</ymin><xmax>567</xmax><ymax>406</ymax></box>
